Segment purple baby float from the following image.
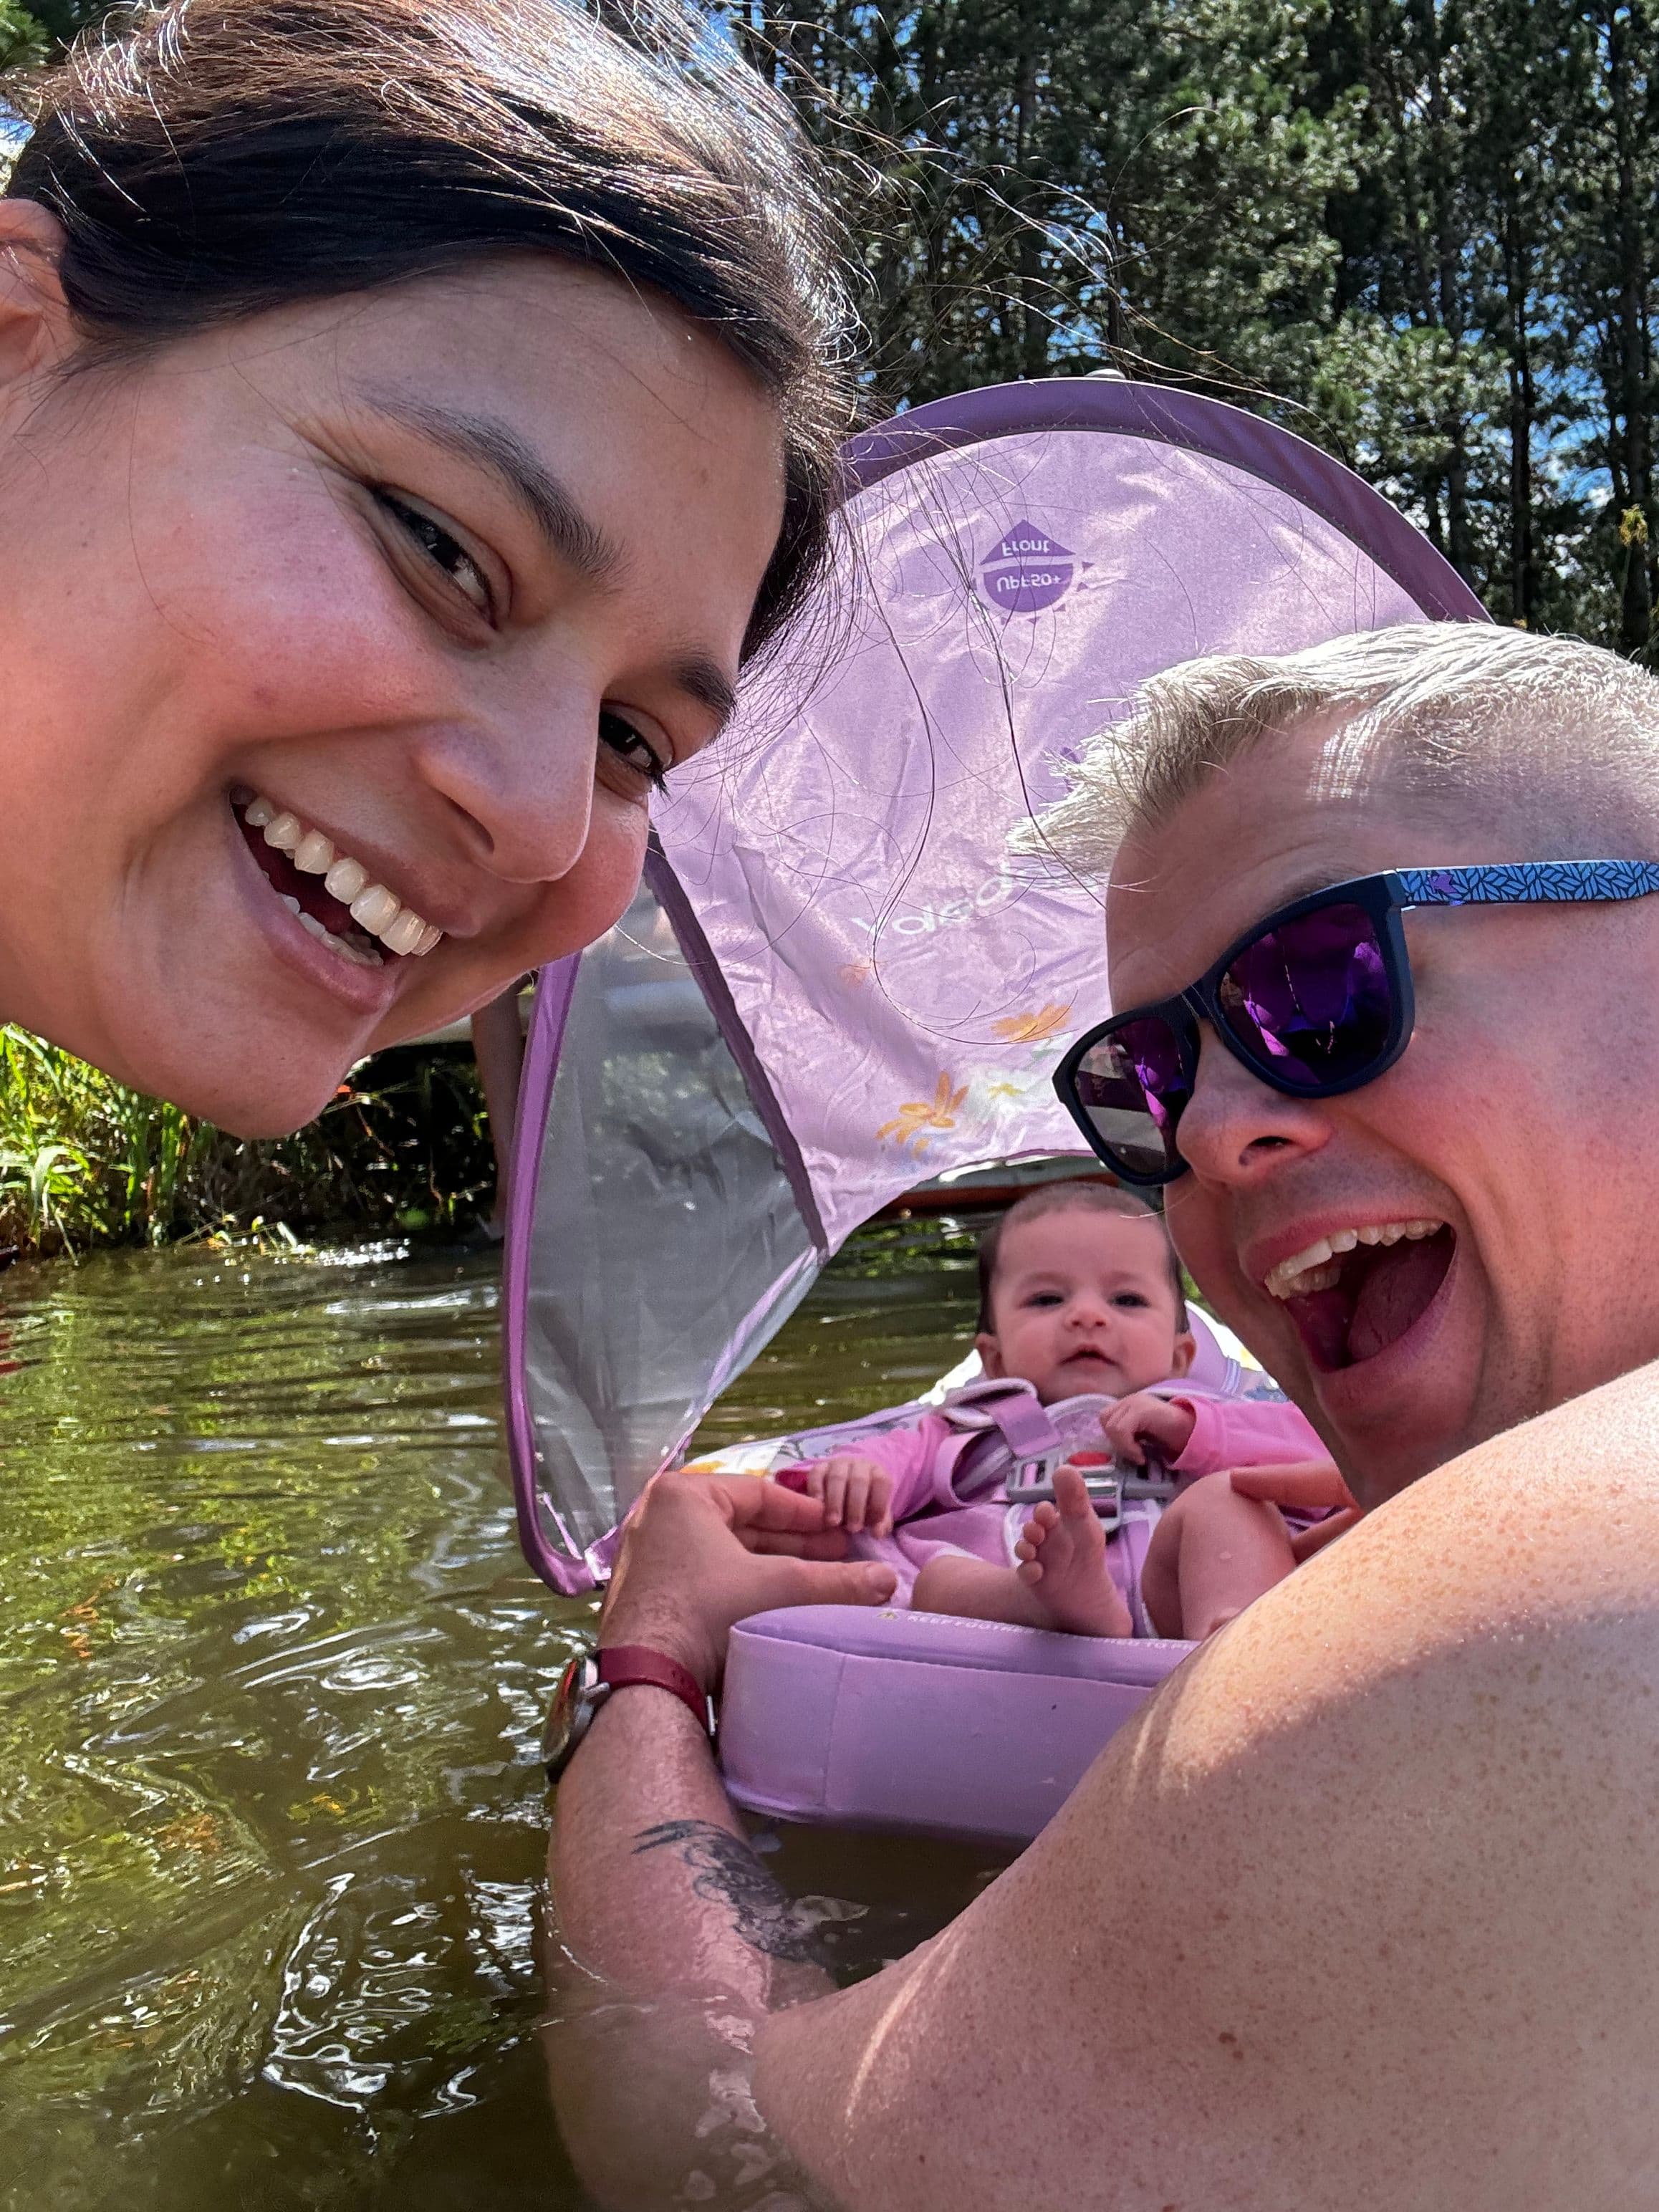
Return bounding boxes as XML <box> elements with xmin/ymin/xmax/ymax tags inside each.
<box><xmin>503</xmin><ymin>377</ymin><xmax>1486</xmax><ymax>1841</ymax></box>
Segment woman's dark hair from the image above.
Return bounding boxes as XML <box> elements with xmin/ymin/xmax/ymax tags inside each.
<box><xmin>4</xmin><ymin>0</ymin><xmax>857</xmax><ymax>655</ymax></box>
<box><xmin>976</xmin><ymin>1180</ymin><xmax>1188</xmax><ymax>1335</ymax></box>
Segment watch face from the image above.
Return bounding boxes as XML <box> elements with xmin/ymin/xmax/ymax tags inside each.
<box><xmin>542</xmin><ymin>1650</ymin><xmax>600</xmax><ymax>1781</ymax></box>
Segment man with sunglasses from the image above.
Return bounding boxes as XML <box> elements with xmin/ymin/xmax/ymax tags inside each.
<box><xmin>548</xmin><ymin>623</ymin><xmax>1659</xmax><ymax>2211</ymax></box>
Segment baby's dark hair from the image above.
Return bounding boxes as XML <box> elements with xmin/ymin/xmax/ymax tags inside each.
<box><xmin>975</xmin><ymin>1181</ymin><xmax>1188</xmax><ymax>1334</ymax></box>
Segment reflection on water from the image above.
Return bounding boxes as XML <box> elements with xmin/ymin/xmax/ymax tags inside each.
<box><xmin>0</xmin><ymin>1218</ymin><xmax>1002</xmax><ymax>2207</ymax></box>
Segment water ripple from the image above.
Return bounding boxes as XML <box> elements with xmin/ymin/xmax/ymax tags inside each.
<box><xmin>0</xmin><ymin>1226</ymin><xmax>999</xmax><ymax>2209</ymax></box>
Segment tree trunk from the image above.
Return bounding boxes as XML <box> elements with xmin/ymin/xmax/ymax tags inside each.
<box><xmin>1606</xmin><ymin>1</ymin><xmax>1652</xmax><ymax>652</ymax></box>
<box><xmin>1012</xmin><ymin>0</ymin><xmax>1049</xmax><ymax>380</ymax></box>
<box><xmin>1505</xmin><ymin>202</ymin><xmax>1539</xmax><ymax>623</ymax></box>
<box><xmin>1423</xmin><ymin>0</ymin><xmax>1472</xmax><ymax>577</ymax></box>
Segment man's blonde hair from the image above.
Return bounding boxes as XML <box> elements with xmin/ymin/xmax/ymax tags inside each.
<box><xmin>1026</xmin><ymin>623</ymin><xmax>1659</xmax><ymax>875</ymax></box>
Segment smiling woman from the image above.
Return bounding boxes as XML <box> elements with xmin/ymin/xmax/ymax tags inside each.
<box><xmin>0</xmin><ymin>0</ymin><xmax>855</xmax><ymax>1136</ymax></box>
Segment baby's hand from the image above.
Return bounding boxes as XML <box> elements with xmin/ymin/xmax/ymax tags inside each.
<box><xmin>1098</xmin><ymin>1391</ymin><xmax>1196</xmax><ymax>1466</ymax></box>
<box><xmin>797</xmin><ymin>1455</ymin><xmax>895</xmax><ymax>1536</ymax></box>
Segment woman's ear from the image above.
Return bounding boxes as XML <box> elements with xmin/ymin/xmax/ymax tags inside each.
<box><xmin>974</xmin><ymin>1330</ymin><xmax>1005</xmax><ymax>1378</ymax></box>
<box><xmin>1168</xmin><ymin>1329</ymin><xmax>1198</xmax><ymax>1378</ymax></box>
<box><xmin>0</xmin><ymin>200</ymin><xmax>76</xmax><ymax>387</ymax></box>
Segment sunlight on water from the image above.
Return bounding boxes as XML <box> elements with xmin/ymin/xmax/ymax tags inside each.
<box><xmin>0</xmin><ymin>1218</ymin><xmax>1003</xmax><ymax>2208</ymax></box>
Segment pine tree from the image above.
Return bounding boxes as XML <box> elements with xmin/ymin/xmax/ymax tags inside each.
<box><xmin>9</xmin><ymin>0</ymin><xmax>1659</xmax><ymax>653</ymax></box>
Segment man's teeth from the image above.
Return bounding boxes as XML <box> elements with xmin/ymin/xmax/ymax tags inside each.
<box><xmin>1263</xmin><ymin>1219</ymin><xmax>1446</xmax><ymax>1301</ymax></box>
<box><xmin>241</xmin><ymin>793</ymin><xmax>443</xmax><ymax>958</ymax></box>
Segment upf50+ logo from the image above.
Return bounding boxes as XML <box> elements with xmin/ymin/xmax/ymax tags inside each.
<box><xmin>978</xmin><ymin>519</ymin><xmax>1076</xmax><ymax>614</ymax></box>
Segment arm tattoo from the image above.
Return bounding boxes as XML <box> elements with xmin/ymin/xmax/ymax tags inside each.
<box><xmin>632</xmin><ymin>1819</ymin><xmax>827</xmax><ymax>1966</ymax></box>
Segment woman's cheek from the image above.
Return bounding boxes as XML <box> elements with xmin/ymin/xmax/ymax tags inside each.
<box><xmin>560</xmin><ymin>798</ymin><xmax>653</xmax><ymax>941</ymax></box>
<box><xmin>481</xmin><ymin>800</ymin><xmax>652</xmax><ymax>984</ymax></box>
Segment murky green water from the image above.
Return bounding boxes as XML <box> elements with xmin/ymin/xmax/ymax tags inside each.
<box><xmin>0</xmin><ymin>1219</ymin><xmax>997</xmax><ymax>2209</ymax></box>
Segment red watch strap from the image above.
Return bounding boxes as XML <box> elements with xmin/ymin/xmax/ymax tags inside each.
<box><xmin>597</xmin><ymin>1643</ymin><xmax>712</xmax><ymax>1730</ymax></box>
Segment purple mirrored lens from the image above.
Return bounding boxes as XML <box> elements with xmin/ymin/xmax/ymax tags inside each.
<box><xmin>1216</xmin><ymin>901</ymin><xmax>1392</xmax><ymax>1088</ymax></box>
<box><xmin>1073</xmin><ymin>1013</ymin><xmax>1192</xmax><ymax>1178</ymax></box>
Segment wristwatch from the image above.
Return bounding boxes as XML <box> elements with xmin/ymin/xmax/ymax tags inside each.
<box><xmin>542</xmin><ymin>1642</ymin><xmax>716</xmax><ymax>1782</ymax></box>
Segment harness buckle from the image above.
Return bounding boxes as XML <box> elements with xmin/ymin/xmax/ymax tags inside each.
<box><xmin>1004</xmin><ymin>1451</ymin><xmax>1180</xmax><ymax>1534</ymax></box>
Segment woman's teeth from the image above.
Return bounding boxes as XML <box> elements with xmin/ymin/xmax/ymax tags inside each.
<box><xmin>241</xmin><ymin>794</ymin><xmax>443</xmax><ymax>961</ymax></box>
<box><xmin>274</xmin><ymin>893</ymin><xmax>380</xmax><ymax>968</ymax></box>
<box><xmin>1263</xmin><ymin>1219</ymin><xmax>1446</xmax><ymax>1301</ymax></box>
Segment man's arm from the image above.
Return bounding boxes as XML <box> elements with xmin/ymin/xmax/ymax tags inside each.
<box><xmin>547</xmin><ymin>1686</ymin><xmax>830</xmax><ymax>2208</ymax></box>
<box><xmin>544</xmin><ymin>1473</ymin><xmax>893</xmax><ymax>2208</ymax></box>
<box><xmin>754</xmin><ymin>1360</ymin><xmax>1659</xmax><ymax>2210</ymax></box>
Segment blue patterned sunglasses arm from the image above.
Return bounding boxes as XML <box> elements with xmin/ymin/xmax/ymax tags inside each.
<box><xmin>1392</xmin><ymin>860</ymin><xmax>1659</xmax><ymax>908</ymax></box>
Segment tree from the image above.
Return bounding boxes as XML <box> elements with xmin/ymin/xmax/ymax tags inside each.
<box><xmin>0</xmin><ymin>1</ymin><xmax>49</xmax><ymax>72</ymax></box>
<box><xmin>11</xmin><ymin>0</ymin><xmax>1659</xmax><ymax>651</ymax></box>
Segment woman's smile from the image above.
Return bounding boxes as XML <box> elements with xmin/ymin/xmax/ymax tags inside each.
<box><xmin>0</xmin><ymin>252</ymin><xmax>786</xmax><ymax>1134</ymax></box>
<box><xmin>236</xmin><ymin>790</ymin><xmax>444</xmax><ymax>967</ymax></box>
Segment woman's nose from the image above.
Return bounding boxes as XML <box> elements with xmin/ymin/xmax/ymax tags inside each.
<box><xmin>1175</xmin><ymin>1025</ymin><xmax>1334</xmax><ymax>1183</ymax></box>
<box><xmin>418</xmin><ymin>682</ymin><xmax>604</xmax><ymax>885</ymax></box>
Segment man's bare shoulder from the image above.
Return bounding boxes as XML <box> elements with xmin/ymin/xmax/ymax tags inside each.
<box><xmin>757</xmin><ymin>1364</ymin><xmax>1659</xmax><ymax>2212</ymax></box>
<box><xmin>1337</xmin><ymin>1348</ymin><xmax>1659</xmax><ymax>1650</ymax></box>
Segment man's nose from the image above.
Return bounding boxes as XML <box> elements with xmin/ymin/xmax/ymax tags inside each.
<box><xmin>1175</xmin><ymin>1024</ymin><xmax>1334</xmax><ymax>1183</ymax></box>
<box><xmin>415</xmin><ymin>678</ymin><xmax>604</xmax><ymax>885</ymax></box>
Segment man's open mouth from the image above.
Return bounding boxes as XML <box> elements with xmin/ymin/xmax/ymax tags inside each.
<box><xmin>232</xmin><ymin>792</ymin><xmax>443</xmax><ymax>970</ymax></box>
<box><xmin>1264</xmin><ymin>1219</ymin><xmax>1456</xmax><ymax>1370</ymax></box>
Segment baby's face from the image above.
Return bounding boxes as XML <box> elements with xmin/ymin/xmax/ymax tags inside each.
<box><xmin>978</xmin><ymin>1210</ymin><xmax>1194</xmax><ymax>1405</ymax></box>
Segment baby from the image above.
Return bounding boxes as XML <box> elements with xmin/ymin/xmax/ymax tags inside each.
<box><xmin>789</xmin><ymin>1183</ymin><xmax>1332</xmax><ymax>1641</ymax></box>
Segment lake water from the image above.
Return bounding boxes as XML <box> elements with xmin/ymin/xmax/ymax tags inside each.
<box><xmin>0</xmin><ymin>1221</ymin><xmax>1005</xmax><ymax>2208</ymax></box>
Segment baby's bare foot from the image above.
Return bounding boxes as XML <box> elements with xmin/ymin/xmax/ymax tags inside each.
<box><xmin>1014</xmin><ymin>1464</ymin><xmax>1133</xmax><ymax>1638</ymax></box>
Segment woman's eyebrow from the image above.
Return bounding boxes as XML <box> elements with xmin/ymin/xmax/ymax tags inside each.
<box><xmin>673</xmin><ymin>653</ymin><xmax>737</xmax><ymax>730</ymax></box>
<box><xmin>365</xmin><ymin>389</ymin><xmax>625</xmax><ymax>586</ymax></box>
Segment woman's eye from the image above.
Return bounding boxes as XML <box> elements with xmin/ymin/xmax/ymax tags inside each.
<box><xmin>378</xmin><ymin>491</ymin><xmax>493</xmax><ymax>617</ymax></box>
<box><xmin>600</xmin><ymin>709</ymin><xmax>668</xmax><ymax>789</ymax></box>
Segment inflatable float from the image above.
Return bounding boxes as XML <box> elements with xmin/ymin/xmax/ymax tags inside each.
<box><xmin>504</xmin><ymin>376</ymin><xmax>1486</xmax><ymax>1843</ymax></box>
<box><xmin>693</xmin><ymin>1313</ymin><xmax>1275</xmax><ymax>1843</ymax></box>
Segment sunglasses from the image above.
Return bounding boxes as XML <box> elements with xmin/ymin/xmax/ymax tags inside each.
<box><xmin>1054</xmin><ymin>860</ymin><xmax>1659</xmax><ymax>1186</ymax></box>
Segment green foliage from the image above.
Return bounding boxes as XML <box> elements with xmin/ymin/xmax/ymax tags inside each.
<box><xmin>15</xmin><ymin>0</ymin><xmax>1659</xmax><ymax>640</ymax></box>
<box><xmin>0</xmin><ymin>1029</ymin><xmax>497</xmax><ymax>1259</ymax></box>
<box><xmin>7</xmin><ymin>0</ymin><xmax>101</xmax><ymax>44</ymax></box>
<box><xmin>738</xmin><ymin>0</ymin><xmax>1659</xmax><ymax>648</ymax></box>
<box><xmin>0</xmin><ymin>0</ymin><xmax>48</xmax><ymax>70</ymax></box>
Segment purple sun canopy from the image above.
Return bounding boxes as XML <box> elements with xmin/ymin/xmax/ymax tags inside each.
<box><xmin>502</xmin><ymin>379</ymin><xmax>1485</xmax><ymax>1592</ymax></box>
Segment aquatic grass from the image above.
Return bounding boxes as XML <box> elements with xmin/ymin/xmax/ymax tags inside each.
<box><xmin>0</xmin><ymin>1026</ymin><xmax>497</xmax><ymax>1260</ymax></box>
<box><xmin>0</xmin><ymin>1028</ymin><xmax>206</xmax><ymax>1254</ymax></box>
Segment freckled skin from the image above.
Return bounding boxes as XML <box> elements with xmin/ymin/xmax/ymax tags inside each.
<box><xmin>743</xmin><ymin>741</ymin><xmax>1659</xmax><ymax>2208</ymax></box>
<box><xmin>1105</xmin><ymin>734</ymin><xmax>1659</xmax><ymax>1509</ymax></box>
<box><xmin>756</xmin><ymin>1360</ymin><xmax>1659</xmax><ymax>2212</ymax></box>
<box><xmin>0</xmin><ymin>204</ymin><xmax>784</xmax><ymax>1134</ymax></box>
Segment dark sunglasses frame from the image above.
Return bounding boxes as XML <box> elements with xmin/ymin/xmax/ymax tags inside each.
<box><xmin>1054</xmin><ymin>859</ymin><xmax>1659</xmax><ymax>1186</ymax></box>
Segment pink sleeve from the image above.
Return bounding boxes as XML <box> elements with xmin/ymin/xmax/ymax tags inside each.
<box><xmin>1168</xmin><ymin>1393</ymin><xmax>1327</xmax><ymax>1476</ymax></box>
<box><xmin>774</xmin><ymin>1413</ymin><xmax>953</xmax><ymax>1523</ymax></box>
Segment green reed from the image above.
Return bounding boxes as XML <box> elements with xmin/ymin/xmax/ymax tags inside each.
<box><xmin>0</xmin><ymin>1027</ymin><xmax>497</xmax><ymax>1259</ymax></box>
